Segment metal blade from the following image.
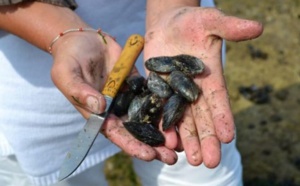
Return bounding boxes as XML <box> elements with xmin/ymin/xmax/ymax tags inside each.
<box><xmin>58</xmin><ymin>113</ymin><xmax>107</xmax><ymax>181</ymax></box>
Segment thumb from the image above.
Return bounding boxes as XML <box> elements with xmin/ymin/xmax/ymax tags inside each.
<box><xmin>209</xmin><ymin>10</ymin><xmax>264</xmax><ymax>41</ymax></box>
<box><xmin>67</xmin><ymin>83</ymin><xmax>107</xmax><ymax>118</ymax></box>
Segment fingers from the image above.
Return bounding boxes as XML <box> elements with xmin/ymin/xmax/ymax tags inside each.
<box><xmin>178</xmin><ymin>98</ymin><xmax>221</xmax><ymax>168</ymax></box>
<box><xmin>192</xmin><ymin>94</ymin><xmax>221</xmax><ymax>168</ymax></box>
<box><xmin>101</xmin><ymin>115</ymin><xmax>178</xmax><ymax>164</ymax></box>
<box><xmin>177</xmin><ymin>105</ymin><xmax>202</xmax><ymax>166</ymax></box>
<box><xmin>101</xmin><ymin>115</ymin><xmax>156</xmax><ymax>161</ymax></box>
<box><xmin>198</xmin><ymin>59</ymin><xmax>235</xmax><ymax>143</ymax></box>
<box><xmin>153</xmin><ymin>146</ymin><xmax>178</xmax><ymax>165</ymax></box>
<box><xmin>159</xmin><ymin>121</ymin><xmax>178</xmax><ymax>150</ymax></box>
<box><xmin>203</xmin><ymin>84</ymin><xmax>235</xmax><ymax>143</ymax></box>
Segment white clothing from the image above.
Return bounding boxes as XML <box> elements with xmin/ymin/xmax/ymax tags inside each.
<box><xmin>134</xmin><ymin>146</ymin><xmax>242</xmax><ymax>186</ymax></box>
<box><xmin>0</xmin><ymin>0</ymin><xmax>242</xmax><ymax>185</ymax></box>
<box><xmin>0</xmin><ymin>155</ymin><xmax>108</xmax><ymax>186</ymax></box>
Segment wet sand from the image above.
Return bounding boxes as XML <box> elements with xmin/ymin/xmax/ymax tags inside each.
<box><xmin>218</xmin><ymin>0</ymin><xmax>300</xmax><ymax>185</ymax></box>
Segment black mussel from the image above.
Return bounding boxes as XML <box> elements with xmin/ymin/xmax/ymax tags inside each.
<box><xmin>121</xmin><ymin>54</ymin><xmax>206</xmax><ymax>147</ymax></box>
<box><xmin>127</xmin><ymin>95</ymin><xmax>147</xmax><ymax>122</ymax></box>
<box><xmin>167</xmin><ymin>70</ymin><xmax>200</xmax><ymax>102</ymax></box>
<box><xmin>145</xmin><ymin>56</ymin><xmax>177</xmax><ymax>73</ymax></box>
<box><xmin>126</xmin><ymin>75</ymin><xmax>146</xmax><ymax>95</ymax></box>
<box><xmin>162</xmin><ymin>94</ymin><xmax>188</xmax><ymax>131</ymax></box>
<box><xmin>123</xmin><ymin>122</ymin><xmax>165</xmax><ymax>146</ymax></box>
<box><xmin>147</xmin><ymin>72</ymin><xmax>173</xmax><ymax>98</ymax></box>
<box><xmin>112</xmin><ymin>90</ymin><xmax>136</xmax><ymax>117</ymax></box>
<box><xmin>139</xmin><ymin>93</ymin><xmax>163</xmax><ymax>127</ymax></box>
<box><xmin>172</xmin><ymin>54</ymin><xmax>205</xmax><ymax>76</ymax></box>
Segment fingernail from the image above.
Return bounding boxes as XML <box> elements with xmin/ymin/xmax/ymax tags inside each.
<box><xmin>87</xmin><ymin>96</ymin><xmax>100</xmax><ymax>114</ymax></box>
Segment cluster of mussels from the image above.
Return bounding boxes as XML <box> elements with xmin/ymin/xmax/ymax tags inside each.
<box><xmin>111</xmin><ymin>54</ymin><xmax>205</xmax><ymax>146</ymax></box>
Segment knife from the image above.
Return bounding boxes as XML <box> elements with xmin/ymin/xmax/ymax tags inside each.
<box><xmin>58</xmin><ymin>34</ymin><xmax>144</xmax><ymax>181</ymax></box>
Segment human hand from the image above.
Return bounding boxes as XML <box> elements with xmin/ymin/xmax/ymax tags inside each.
<box><xmin>51</xmin><ymin>32</ymin><xmax>177</xmax><ymax>164</ymax></box>
<box><xmin>144</xmin><ymin>7</ymin><xmax>263</xmax><ymax>167</ymax></box>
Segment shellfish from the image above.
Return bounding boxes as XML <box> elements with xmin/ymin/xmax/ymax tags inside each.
<box><xmin>112</xmin><ymin>54</ymin><xmax>205</xmax><ymax>146</ymax></box>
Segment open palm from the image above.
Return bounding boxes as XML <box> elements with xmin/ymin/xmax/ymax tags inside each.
<box><xmin>144</xmin><ymin>7</ymin><xmax>263</xmax><ymax>167</ymax></box>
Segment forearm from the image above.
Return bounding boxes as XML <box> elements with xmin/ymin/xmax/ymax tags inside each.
<box><xmin>0</xmin><ymin>0</ymin><xmax>77</xmax><ymax>9</ymax></box>
<box><xmin>0</xmin><ymin>1</ymin><xmax>87</xmax><ymax>52</ymax></box>
<box><xmin>146</xmin><ymin>0</ymin><xmax>200</xmax><ymax>29</ymax></box>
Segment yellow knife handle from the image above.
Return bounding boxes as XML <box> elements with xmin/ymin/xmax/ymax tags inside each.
<box><xmin>101</xmin><ymin>34</ymin><xmax>144</xmax><ymax>98</ymax></box>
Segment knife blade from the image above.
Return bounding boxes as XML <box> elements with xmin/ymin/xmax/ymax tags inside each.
<box><xmin>58</xmin><ymin>34</ymin><xmax>144</xmax><ymax>181</ymax></box>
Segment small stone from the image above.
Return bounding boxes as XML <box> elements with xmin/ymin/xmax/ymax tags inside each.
<box><xmin>259</xmin><ymin>120</ymin><xmax>268</xmax><ymax>126</ymax></box>
<box><xmin>261</xmin><ymin>149</ymin><xmax>271</xmax><ymax>156</ymax></box>
<box><xmin>269</xmin><ymin>114</ymin><xmax>282</xmax><ymax>122</ymax></box>
<box><xmin>274</xmin><ymin>90</ymin><xmax>289</xmax><ymax>101</ymax></box>
<box><xmin>247</xmin><ymin>123</ymin><xmax>255</xmax><ymax>129</ymax></box>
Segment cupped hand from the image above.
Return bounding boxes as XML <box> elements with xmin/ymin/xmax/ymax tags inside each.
<box><xmin>144</xmin><ymin>7</ymin><xmax>263</xmax><ymax>167</ymax></box>
<box><xmin>51</xmin><ymin>31</ymin><xmax>178</xmax><ymax>165</ymax></box>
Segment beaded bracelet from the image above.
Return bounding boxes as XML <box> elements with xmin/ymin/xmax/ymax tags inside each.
<box><xmin>48</xmin><ymin>28</ymin><xmax>111</xmax><ymax>54</ymax></box>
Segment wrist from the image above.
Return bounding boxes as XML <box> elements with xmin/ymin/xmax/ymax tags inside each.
<box><xmin>50</xmin><ymin>29</ymin><xmax>109</xmax><ymax>57</ymax></box>
<box><xmin>49</xmin><ymin>28</ymin><xmax>108</xmax><ymax>54</ymax></box>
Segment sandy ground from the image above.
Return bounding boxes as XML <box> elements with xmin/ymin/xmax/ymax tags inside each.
<box><xmin>105</xmin><ymin>1</ymin><xmax>300</xmax><ymax>185</ymax></box>
<box><xmin>216</xmin><ymin>0</ymin><xmax>300</xmax><ymax>185</ymax></box>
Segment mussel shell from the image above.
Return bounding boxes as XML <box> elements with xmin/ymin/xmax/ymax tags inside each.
<box><xmin>172</xmin><ymin>54</ymin><xmax>205</xmax><ymax>76</ymax></box>
<box><xmin>163</xmin><ymin>94</ymin><xmax>187</xmax><ymax>131</ymax></box>
<box><xmin>127</xmin><ymin>95</ymin><xmax>146</xmax><ymax>122</ymax></box>
<box><xmin>145</xmin><ymin>56</ymin><xmax>177</xmax><ymax>73</ymax></box>
<box><xmin>139</xmin><ymin>93</ymin><xmax>163</xmax><ymax>127</ymax></box>
<box><xmin>123</xmin><ymin>121</ymin><xmax>165</xmax><ymax>146</ymax></box>
<box><xmin>147</xmin><ymin>72</ymin><xmax>173</xmax><ymax>98</ymax></box>
<box><xmin>126</xmin><ymin>75</ymin><xmax>146</xmax><ymax>95</ymax></box>
<box><xmin>167</xmin><ymin>70</ymin><xmax>200</xmax><ymax>102</ymax></box>
<box><xmin>112</xmin><ymin>91</ymin><xmax>136</xmax><ymax>117</ymax></box>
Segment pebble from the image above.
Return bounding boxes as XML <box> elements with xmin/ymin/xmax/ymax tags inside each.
<box><xmin>269</xmin><ymin>114</ymin><xmax>282</xmax><ymax>122</ymax></box>
<box><xmin>274</xmin><ymin>89</ymin><xmax>289</xmax><ymax>101</ymax></box>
